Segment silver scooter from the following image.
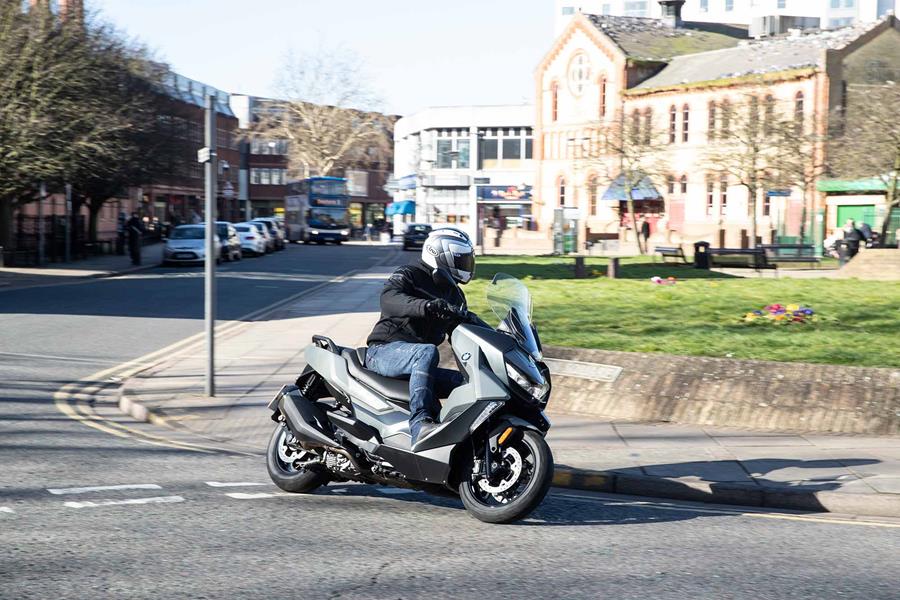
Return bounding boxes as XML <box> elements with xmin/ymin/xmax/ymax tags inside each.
<box><xmin>265</xmin><ymin>272</ymin><xmax>554</xmax><ymax>523</ymax></box>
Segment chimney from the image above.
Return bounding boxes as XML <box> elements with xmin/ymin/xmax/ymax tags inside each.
<box><xmin>658</xmin><ymin>0</ymin><xmax>686</xmax><ymax>28</ymax></box>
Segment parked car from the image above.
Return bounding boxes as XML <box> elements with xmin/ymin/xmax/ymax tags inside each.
<box><xmin>402</xmin><ymin>223</ymin><xmax>432</xmax><ymax>250</ymax></box>
<box><xmin>252</xmin><ymin>218</ymin><xmax>286</xmax><ymax>250</ymax></box>
<box><xmin>234</xmin><ymin>222</ymin><xmax>267</xmax><ymax>256</ymax></box>
<box><xmin>216</xmin><ymin>222</ymin><xmax>242</xmax><ymax>262</ymax></box>
<box><xmin>163</xmin><ymin>225</ymin><xmax>221</xmax><ymax>265</ymax></box>
<box><xmin>249</xmin><ymin>221</ymin><xmax>275</xmax><ymax>253</ymax></box>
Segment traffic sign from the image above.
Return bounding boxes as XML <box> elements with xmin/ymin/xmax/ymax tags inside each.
<box><xmin>197</xmin><ymin>147</ymin><xmax>214</xmax><ymax>164</ymax></box>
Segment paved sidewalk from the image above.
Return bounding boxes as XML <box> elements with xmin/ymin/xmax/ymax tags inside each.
<box><xmin>0</xmin><ymin>243</ymin><xmax>163</xmax><ymax>290</ymax></box>
<box><xmin>119</xmin><ymin>266</ymin><xmax>900</xmax><ymax>516</ymax></box>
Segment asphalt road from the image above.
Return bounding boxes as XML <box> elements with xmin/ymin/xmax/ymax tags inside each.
<box><xmin>1</xmin><ymin>244</ymin><xmax>899</xmax><ymax>599</ymax></box>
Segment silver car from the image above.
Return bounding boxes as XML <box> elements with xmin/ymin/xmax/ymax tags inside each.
<box><xmin>163</xmin><ymin>225</ymin><xmax>221</xmax><ymax>265</ymax></box>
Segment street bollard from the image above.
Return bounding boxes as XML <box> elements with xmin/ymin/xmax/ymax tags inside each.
<box><xmin>574</xmin><ymin>256</ymin><xmax>587</xmax><ymax>279</ymax></box>
<box><xmin>608</xmin><ymin>257</ymin><xmax>619</xmax><ymax>279</ymax></box>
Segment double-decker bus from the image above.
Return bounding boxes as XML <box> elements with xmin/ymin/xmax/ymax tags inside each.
<box><xmin>284</xmin><ymin>177</ymin><xmax>351</xmax><ymax>244</ymax></box>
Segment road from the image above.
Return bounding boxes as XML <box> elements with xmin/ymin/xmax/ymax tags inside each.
<box><xmin>1</xmin><ymin>244</ymin><xmax>898</xmax><ymax>599</ymax></box>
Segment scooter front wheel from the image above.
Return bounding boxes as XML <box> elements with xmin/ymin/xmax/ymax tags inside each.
<box><xmin>458</xmin><ymin>429</ymin><xmax>554</xmax><ymax>524</ymax></box>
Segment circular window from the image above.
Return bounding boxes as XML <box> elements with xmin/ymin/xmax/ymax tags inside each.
<box><xmin>567</xmin><ymin>52</ymin><xmax>591</xmax><ymax>96</ymax></box>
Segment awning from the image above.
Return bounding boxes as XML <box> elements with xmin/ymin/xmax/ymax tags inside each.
<box><xmin>385</xmin><ymin>200</ymin><xmax>416</xmax><ymax>216</ymax></box>
<box><xmin>601</xmin><ymin>174</ymin><xmax>662</xmax><ymax>202</ymax></box>
<box><xmin>817</xmin><ymin>178</ymin><xmax>887</xmax><ymax>193</ymax></box>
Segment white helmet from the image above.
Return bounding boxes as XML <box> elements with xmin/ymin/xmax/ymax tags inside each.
<box><xmin>421</xmin><ymin>227</ymin><xmax>475</xmax><ymax>284</ymax></box>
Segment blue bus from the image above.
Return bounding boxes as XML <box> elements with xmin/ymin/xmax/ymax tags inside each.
<box><xmin>284</xmin><ymin>177</ymin><xmax>351</xmax><ymax>244</ymax></box>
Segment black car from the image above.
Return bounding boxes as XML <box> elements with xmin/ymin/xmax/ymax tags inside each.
<box><xmin>402</xmin><ymin>223</ymin><xmax>432</xmax><ymax>250</ymax></box>
<box><xmin>216</xmin><ymin>222</ymin><xmax>242</xmax><ymax>262</ymax></box>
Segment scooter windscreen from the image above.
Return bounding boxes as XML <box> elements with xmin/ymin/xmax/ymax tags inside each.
<box><xmin>487</xmin><ymin>273</ymin><xmax>541</xmax><ymax>359</ymax></box>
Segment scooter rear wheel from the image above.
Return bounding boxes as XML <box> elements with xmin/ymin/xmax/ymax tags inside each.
<box><xmin>266</xmin><ymin>425</ymin><xmax>330</xmax><ymax>493</ymax></box>
<box><xmin>458</xmin><ymin>429</ymin><xmax>554</xmax><ymax>524</ymax></box>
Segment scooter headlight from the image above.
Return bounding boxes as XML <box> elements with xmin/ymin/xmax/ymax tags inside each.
<box><xmin>506</xmin><ymin>363</ymin><xmax>550</xmax><ymax>404</ymax></box>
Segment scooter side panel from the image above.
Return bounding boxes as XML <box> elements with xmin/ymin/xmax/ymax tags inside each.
<box><xmin>305</xmin><ymin>346</ymin><xmax>350</xmax><ymax>392</ymax></box>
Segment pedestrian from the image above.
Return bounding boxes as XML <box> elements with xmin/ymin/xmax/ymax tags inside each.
<box><xmin>639</xmin><ymin>214</ymin><xmax>651</xmax><ymax>247</ymax></box>
<box><xmin>839</xmin><ymin>219</ymin><xmax>864</xmax><ymax>263</ymax></box>
<box><xmin>126</xmin><ymin>212</ymin><xmax>144</xmax><ymax>266</ymax></box>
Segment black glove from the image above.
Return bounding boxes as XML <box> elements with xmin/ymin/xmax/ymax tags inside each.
<box><xmin>426</xmin><ymin>299</ymin><xmax>456</xmax><ymax>320</ymax></box>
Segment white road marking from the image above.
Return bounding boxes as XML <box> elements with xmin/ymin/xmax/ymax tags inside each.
<box><xmin>0</xmin><ymin>507</ymin><xmax>15</xmax><ymax>515</ymax></box>
<box><xmin>63</xmin><ymin>495</ymin><xmax>184</xmax><ymax>509</ymax></box>
<box><xmin>205</xmin><ymin>481</ymin><xmax>267</xmax><ymax>488</ymax></box>
<box><xmin>225</xmin><ymin>492</ymin><xmax>289</xmax><ymax>500</ymax></box>
<box><xmin>48</xmin><ymin>484</ymin><xmax>162</xmax><ymax>495</ymax></box>
<box><xmin>376</xmin><ymin>487</ymin><xmax>418</xmax><ymax>495</ymax></box>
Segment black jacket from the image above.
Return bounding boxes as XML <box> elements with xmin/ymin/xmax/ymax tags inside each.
<box><xmin>367</xmin><ymin>261</ymin><xmax>466</xmax><ymax>347</ymax></box>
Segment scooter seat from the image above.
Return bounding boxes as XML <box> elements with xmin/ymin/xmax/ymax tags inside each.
<box><xmin>342</xmin><ymin>348</ymin><xmax>410</xmax><ymax>405</ymax></box>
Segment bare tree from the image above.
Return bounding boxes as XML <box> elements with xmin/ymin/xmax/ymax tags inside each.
<box><xmin>829</xmin><ymin>83</ymin><xmax>900</xmax><ymax>244</ymax></box>
<box><xmin>581</xmin><ymin>109</ymin><xmax>669</xmax><ymax>254</ymax></box>
<box><xmin>257</xmin><ymin>47</ymin><xmax>391</xmax><ymax>178</ymax></box>
<box><xmin>703</xmin><ymin>95</ymin><xmax>794</xmax><ymax>248</ymax></box>
<box><xmin>0</xmin><ymin>3</ymin><xmax>184</xmax><ymax>249</ymax></box>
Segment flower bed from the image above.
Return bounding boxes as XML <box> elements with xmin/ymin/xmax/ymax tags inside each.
<box><xmin>743</xmin><ymin>303</ymin><xmax>816</xmax><ymax>325</ymax></box>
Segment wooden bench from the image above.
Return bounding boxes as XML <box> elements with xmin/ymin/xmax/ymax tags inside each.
<box><xmin>654</xmin><ymin>246</ymin><xmax>689</xmax><ymax>265</ymax></box>
<box><xmin>758</xmin><ymin>244</ymin><xmax>821</xmax><ymax>268</ymax></box>
<box><xmin>708</xmin><ymin>248</ymin><xmax>775</xmax><ymax>270</ymax></box>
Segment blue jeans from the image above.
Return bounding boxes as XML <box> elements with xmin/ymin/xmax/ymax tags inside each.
<box><xmin>366</xmin><ymin>342</ymin><xmax>464</xmax><ymax>442</ymax></box>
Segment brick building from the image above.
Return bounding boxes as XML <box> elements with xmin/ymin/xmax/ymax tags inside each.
<box><xmin>535</xmin><ymin>2</ymin><xmax>900</xmax><ymax>248</ymax></box>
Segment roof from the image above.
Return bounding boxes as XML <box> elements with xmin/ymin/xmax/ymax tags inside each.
<box><xmin>584</xmin><ymin>14</ymin><xmax>746</xmax><ymax>61</ymax></box>
<box><xmin>160</xmin><ymin>70</ymin><xmax>235</xmax><ymax>117</ymax></box>
<box><xmin>635</xmin><ymin>20</ymin><xmax>879</xmax><ymax>91</ymax></box>
<box><xmin>602</xmin><ymin>174</ymin><xmax>662</xmax><ymax>202</ymax></box>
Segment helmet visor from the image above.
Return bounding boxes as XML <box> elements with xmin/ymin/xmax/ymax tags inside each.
<box><xmin>448</xmin><ymin>242</ymin><xmax>475</xmax><ymax>283</ymax></box>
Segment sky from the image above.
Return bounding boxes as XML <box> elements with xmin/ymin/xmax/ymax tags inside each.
<box><xmin>88</xmin><ymin>0</ymin><xmax>554</xmax><ymax>116</ymax></box>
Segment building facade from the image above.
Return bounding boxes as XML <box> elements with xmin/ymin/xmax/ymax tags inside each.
<box><xmin>392</xmin><ymin>105</ymin><xmax>535</xmax><ymax>242</ymax></box>
<box><xmin>536</xmin><ymin>7</ymin><xmax>900</xmax><ymax>248</ymax></box>
<box><xmin>555</xmin><ymin>0</ymin><xmax>899</xmax><ymax>36</ymax></box>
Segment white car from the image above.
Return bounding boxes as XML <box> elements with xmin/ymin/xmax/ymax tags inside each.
<box><xmin>235</xmin><ymin>222</ymin><xmax>267</xmax><ymax>256</ymax></box>
<box><xmin>249</xmin><ymin>221</ymin><xmax>275</xmax><ymax>253</ymax></box>
<box><xmin>163</xmin><ymin>225</ymin><xmax>221</xmax><ymax>265</ymax></box>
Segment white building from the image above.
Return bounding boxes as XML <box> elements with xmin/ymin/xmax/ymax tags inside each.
<box><xmin>554</xmin><ymin>0</ymin><xmax>899</xmax><ymax>36</ymax></box>
<box><xmin>392</xmin><ymin>105</ymin><xmax>535</xmax><ymax>242</ymax></box>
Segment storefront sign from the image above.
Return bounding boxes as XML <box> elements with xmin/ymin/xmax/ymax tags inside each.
<box><xmin>477</xmin><ymin>185</ymin><xmax>532</xmax><ymax>202</ymax></box>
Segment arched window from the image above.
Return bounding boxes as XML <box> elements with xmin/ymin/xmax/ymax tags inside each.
<box><xmin>680</xmin><ymin>174</ymin><xmax>688</xmax><ymax>194</ymax></box>
<box><xmin>558</xmin><ymin>177</ymin><xmax>566</xmax><ymax>207</ymax></box>
<box><xmin>598</xmin><ymin>76</ymin><xmax>607</xmax><ymax>118</ymax></box>
<box><xmin>588</xmin><ymin>175</ymin><xmax>599</xmax><ymax>216</ymax></box>
<box><xmin>706</xmin><ymin>177</ymin><xmax>715</xmax><ymax>215</ymax></box>
<box><xmin>630</xmin><ymin>109</ymin><xmax>641</xmax><ymax>143</ymax></box>
<box><xmin>708</xmin><ymin>101</ymin><xmax>717</xmax><ymax>141</ymax></box>
<box><xmin>720</xmin><ymin>99</ymin><xmax>732</xmax><ymax>137</ymax></box>
<box><xmin>682</xmin><ymin>104</ymin><xmax>690</xmax><ymax>143</ymax></box>
<box><xmin>763</xmin><ymin>94</ymin><xmax>776</xmax><ymax>134</ymax></box>
<box><xmin>719</xmin><ymin>174</ymin><xmax>728</xmax><ymax>215</ymax></box>
<box><xmin>669</xmin><ymin>105</ymin><xmax>677</xmax><ymax>144</ymax></box>
<box><xmin>551</xmin><ymin>82</ymin><xmax>559</xmax><ymax>122</ymax></box>
<box><xmin>794</xmin><ymin>91</ymin><xmax>805</xmax><ymax>133</ymax></box>
<box><xmin>666</xmin><ymin>174</ymin><xmax>676</xmax><ymax>194</ymax></box>
<box><xmin>643</xmin><ymin>108</ymin><xmax>653</xmax><ymax>145</ymax></box>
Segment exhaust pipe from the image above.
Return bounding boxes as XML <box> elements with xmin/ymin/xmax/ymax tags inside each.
<box><xmin>279</xmin><ymin>391</ymin><xmax>339</xmax><ymax>448</ymax></box>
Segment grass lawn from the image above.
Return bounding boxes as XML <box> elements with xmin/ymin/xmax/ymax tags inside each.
<box><xmin>465</xmin><ymin>256</ymin><xmax>900</xmax><ymax>368</ymax></box>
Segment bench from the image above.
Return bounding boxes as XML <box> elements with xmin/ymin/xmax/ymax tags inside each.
<box><xmin>654</xmin><ymin>246</ymin><xmax>689</xmax><ymax>265</ymax></box>
<box><xmin>708</xmin><ymin>248</ymin><xmax>774</xmax><ymax>270</ymax></box>
<box><xmin>758</xmin><ymin>244</ymin><xmax>821</xmax><ymax>268</ymax></box>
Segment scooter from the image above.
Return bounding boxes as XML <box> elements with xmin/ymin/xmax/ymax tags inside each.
<box><xmin>265</xmin><ymin>272</ymin><xmax>554</xmax><ymax>523</ymax></box>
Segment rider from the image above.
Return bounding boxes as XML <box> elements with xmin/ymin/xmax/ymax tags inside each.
<box><xmin>365</xmin><ymin>227</ymin><xmax>476</xmax><ymax>448</ymax></box>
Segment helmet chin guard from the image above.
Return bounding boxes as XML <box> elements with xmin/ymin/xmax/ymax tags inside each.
<box><xmin>421</xmin><ymin>227</ymin><xmax>475</xmax><ymax>285</ymax></box>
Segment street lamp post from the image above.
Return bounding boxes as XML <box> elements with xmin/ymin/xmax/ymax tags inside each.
<box><xmin>200</xmin><ymin>94</ymin><xmax>219</xmax><ymax>397</ymax></box>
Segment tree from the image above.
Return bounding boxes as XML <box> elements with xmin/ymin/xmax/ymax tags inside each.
<box><xmin>829</xmin><ymin>83</ymin><xmax>900</xmax><ymax>244</ymax></box>
<box><xmin>0</xmin><ymin>3</ymin><xmax>182</xmax><ymax>250</ymax></box>
<box><xmin>703</xmin><ymin>95</ymin><xmax>794</xmax><ymax>248</ymax></box>
<box><xmin>581</xmin><ymin>108</ymin><xmax>669</xmax><ymax>255</ymax></box>
<box><xmin>256</xmin><ymin>46</ymin><xmax>391</xmax><ymax>178</ymax></box>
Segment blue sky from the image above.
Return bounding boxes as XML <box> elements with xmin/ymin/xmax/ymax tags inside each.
<box><xmin>89</xmin><ymin>0</ymin><xmax>554</xmax><ymax>115</ymax></box>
